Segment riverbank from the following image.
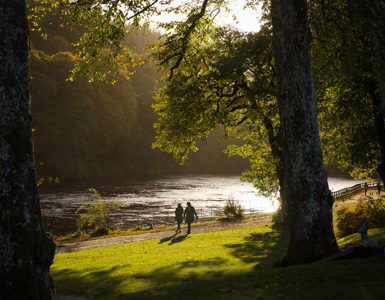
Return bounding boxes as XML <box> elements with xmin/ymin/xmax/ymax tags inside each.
<box><xmin>55</xmin><ymin>214</ymin><xmax>273</xmax><ymax>253</ymax></box>
<box><xmin>41</xmin><ymin>175</ymin><xmax>362</xmax><ymax>236</ymax></box>
<box><xmin>55</xmin><ymin>189</ymin><xmax>379</xmax><ymax>254</ymax></box>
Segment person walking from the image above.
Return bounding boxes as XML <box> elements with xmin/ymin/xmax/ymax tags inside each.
<box><xmin>364</xmin><ymin>182</ymin><xmax>368</xmax><ymax>196</ymax></box>
<box><xmin>377</xmin><ymin>182</ymin><xmax>382</xmax><ymax>195</ymax></box>
<box><xmin>184</xmin><ymin>202</ymin><xmax>198</xmax><ymax>234</ymax></box>
<box><xmin>175</xmin><ymin>203</ymin><xmax>184</xmax><ymax>233</ymax></box>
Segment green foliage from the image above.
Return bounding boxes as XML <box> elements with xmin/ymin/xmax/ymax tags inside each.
<box><xmin>30</xmin><ymin>47</ymin><xmax>138</xmax><ymax>179</ymax></box>
<box><xmin>336</xmin><ymin>198</ymin><xmax>385</xmax><ymax>237</ymax></box>
<box><xmin>225</xmin><ymin>125</ymin><xmax>280</xmax><ymax>197</ymax></box>
<box><xmin>36</xmin><ymin>176</ymin><xmax>60</xmax><ymax>187</ymax></box>
<box><xmin>272</xmin><ymin>205</ymin><xmax>289</xmax><ymax>225</ymax></box>
<box><xmin>30</xmin><ymin>20</ymin><xmax>249</xmax><ymax>181</ymax></box>
<box><xmin>27</xmin><ymin>0</ymin><xmax>163</xmax><ymax>82</ymax></box>
<box><xmin>27</xmin><ymin>0</ymin><xmax>236</xmax><ymax>82</ymax></box>
<box><xmin>153</xmin><ymin>26</ymin><xmax>282</xmax><ymax>197</ymax></box>
<box><xmin>223</xmin><ymin>197</ymin><xmax>244</xmax><ymax>219</ymax></box>
<box><xmin>76</xmin><ymin>188</ymin><xmax>123</xmax><ymax>235</ymax></box>
<box><xmin>310</xmin><ymin>0</ymin><xmax>385</xmax><ymax>179</ymax></box>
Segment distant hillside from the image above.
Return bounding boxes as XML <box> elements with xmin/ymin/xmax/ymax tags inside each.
<box><xmin>30</xmin><ymin>24</ymin><xmax>249</xmax><ymax>183</ymax></box>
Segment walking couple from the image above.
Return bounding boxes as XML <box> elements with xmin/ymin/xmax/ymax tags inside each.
<box><xmin>175</xmin><ymin>202</ymin><xmax>198</xmax><ymax>235</ymax></box>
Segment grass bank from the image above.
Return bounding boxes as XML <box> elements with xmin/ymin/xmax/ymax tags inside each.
<box><xmin>54</xmin><ymin>213</ymin><xmax>273</xmax><ymax>244</ymax></box>
<box><xmin>52</xmin><ymin>223</ymin><xmax>385</xmax><ymax>299</ymax></box>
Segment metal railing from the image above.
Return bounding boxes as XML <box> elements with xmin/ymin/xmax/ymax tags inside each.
<box><xmin>331</xmin><ymin>182</ymin><xmax>377</xmax><ymax>200</ymax></box>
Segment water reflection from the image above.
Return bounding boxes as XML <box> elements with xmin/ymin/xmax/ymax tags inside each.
<box><xmin>40</xmin><ymin>175</ymin><xmax>361</xmax><ymax>235</ymax></box>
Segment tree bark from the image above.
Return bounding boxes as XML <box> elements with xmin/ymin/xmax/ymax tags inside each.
<box><xmin>270</xmin><ymin>0</ymin><xmax>338</xmax><ymax>265</ymax></box>
<box><xmin>0</xmin><ymin>1</ymin><xmax>55</xmax><ymax>299</ymax></box>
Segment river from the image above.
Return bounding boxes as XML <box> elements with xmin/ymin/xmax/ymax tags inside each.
<box><xmin>40</xmin><ymin>175</ymin><xmax>363</xmax><ymax>235</ymax></box>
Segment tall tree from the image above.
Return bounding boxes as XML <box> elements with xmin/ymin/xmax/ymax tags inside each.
<box><xmin>310</xmin><ymin>0</ymin><xmax>385</xmax><ymax>182</ymax></box>
<box><xmin>153</xmin><ymin>26</ymin><xmax>288</xmax><ymax>213</ymax></box>
<box><xmin>154</xmin><ymin>0</ymin><xmax>339</xmax><ymax>263</ymax></box>
<box><xmin>0</xmin><ymin>1</ymin><xmax>55</xmax><ymax>299</ymax></box>
<box><xmin>270</xmin><ymin>0</ymin><xmax>338</xmax><ymax>265</ymax></box>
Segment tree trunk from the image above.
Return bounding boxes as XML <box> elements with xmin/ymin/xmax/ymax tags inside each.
<box><xmin>368</xmin><ymin>79</ymin><xmax>385</xmax><ymax>185</ymax></box>
<box><xmin>0</xmin><ymin>2</ymin><xmax>55</xmax><ymax>299</ymax></box>
<box><xmin>270</xmin><ymin>0</ymin><xmax>338</xmax><ymax>265</ymax></box>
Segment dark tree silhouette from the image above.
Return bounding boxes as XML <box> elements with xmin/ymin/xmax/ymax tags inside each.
<box><xmin>0</xmin><ymin>1</ymin><xmax>55</xmax><ymax>298</ymax></box>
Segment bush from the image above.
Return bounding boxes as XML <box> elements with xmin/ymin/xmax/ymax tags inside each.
<box><xmin>76</xmin><ymin>188</ymin><xmax>123</xmax><ymax>236</ymax></box>
<box><xmin>272</xmin><ymin>201</ymin><xmax>290</xmax><ymax>226</ymax></box>
<box><xmin>336</xmin><ymin>197</ymin><xmax>385</xmax><ymax>237</ymax></box>
<box><xmin>223</xmin><ymin>198</ymin><xmax>244</xmax><ymax>219</ymax></box>
<box><xmin>272</xmin><ymin>207</ymin><xmax>288</xmax><ymax>225</ymax></box>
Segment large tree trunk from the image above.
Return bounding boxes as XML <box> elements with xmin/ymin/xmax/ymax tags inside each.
<box><xmin>270</xmin><ymin>0</ymin><xmax>338</xmax><ymax>265</ymax></box>
<box><xmin>0</xmin><ymin>1</ymin><xmax>55</xmax><ymax>299</ymax></box>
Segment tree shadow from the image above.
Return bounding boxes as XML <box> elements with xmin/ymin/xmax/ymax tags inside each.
<box><xmin>224</xmin><ymin>226</ymin><xmax>289</xmax><ymax>268</ymax></box>
<box><xmin>158</xmin><ymin>234</ymin><xmax>190</xmax><ymax>245</ymax></box>
<box><xmin>52</xmin><ymin>226</ymin><xmax>385</xmax><ymax>300</ymax></box>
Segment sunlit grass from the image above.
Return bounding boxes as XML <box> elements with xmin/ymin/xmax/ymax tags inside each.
<box><xmin>52</xmin><ymin>223</ymin><xmax>385</xmax><ymax>299</ymax></box>
<box><xmin>54</xmin><ymin>213</ymin><xmax>274</xmax><ymax>244</ymax></box>
<box><xmin>52</xmin><ymin>224</ymin><xmax>282</xmax><ymax>298</ymax></box>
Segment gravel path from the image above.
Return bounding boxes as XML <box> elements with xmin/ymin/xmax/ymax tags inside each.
<box><xmin>332</xmin><ymin>187</ymin><xmax>384</xmax><ymax>210</ymax></box>
<box><xmin>55</xmin><ymin>214</ymin><xmax>273</xmax><ymax>254</ymax></box>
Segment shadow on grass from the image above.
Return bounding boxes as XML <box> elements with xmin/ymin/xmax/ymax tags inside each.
<box><xmin>224</xmin><ymin>226</ymin><xmax>289</xmax><ymax>268</ymax></box>
<box><xmin>53</xmin><ymin>226</ymin><xmax>385</xmax><ymax>300</ymax></box>
<box><xmin>159</xmin><ymin>234</ymin><xmax>190</xmax><ymax>245</ymax></box>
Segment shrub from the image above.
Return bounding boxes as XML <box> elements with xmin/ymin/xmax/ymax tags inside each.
<box><xmin>76</xmin><ymin>188</ymin><xmax>123</xmax><ymax>236</ymax></box>
<box><xmin>272</xmin><ymin>207</ymin><xmax>288</xmax><ymax>225</ymax></box>
<box><xmin>223</xmin><ymin>198</ymin><xmax>244</xmax><ymax>219</ymax></box>
<box><xmin>272</xmin><ymin>201</ymin><xmax>290</xmax><ymax>226</ymax></box>
<box><xmin>336</xmin><ymin>197</ymin><xmax>385</xmax><ymax>237</ymax></box>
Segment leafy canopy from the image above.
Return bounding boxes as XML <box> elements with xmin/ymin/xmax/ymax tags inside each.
<box><xmin>153</xmin><ymin>26</ymin><xmax>281</xmax><ymax>196</ymax></box>
<box><xmin>310</xmin><ymin>0</ymin><xmax>385</xmax><ymax>179</ymax></box>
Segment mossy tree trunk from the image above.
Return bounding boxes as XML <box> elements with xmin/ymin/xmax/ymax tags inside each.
<box><xmin>270</xmin><ymin>0</ymin><xmax>338</xmax><ymax>265</ymax></box>
<box><xmin>0</xmin><ymin>1</ymin><xmax>55</xmax><ymax>299</ymax></box>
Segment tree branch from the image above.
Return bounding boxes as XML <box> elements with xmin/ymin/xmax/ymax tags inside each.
<box><xmin>161</xmin><ymin>0</ymin><xmax>211</xmax><ymax>80</ymax></box>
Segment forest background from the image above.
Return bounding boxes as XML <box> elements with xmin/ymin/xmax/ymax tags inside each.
<box><xmin>30</xmin><ymin>20</ymin><xmax>256</xmax><ymax>184</ymax></box>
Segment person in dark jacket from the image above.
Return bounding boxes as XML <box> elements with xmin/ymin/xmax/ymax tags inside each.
<box><xmin>175</xmin><ymin>203</ymin><xmax>184</xmax><ymax>233</ymax></box>
<box><xmin>184</xmin><ymin>202</ymin><xmax>198</xmax><ymax>234</ymax></box>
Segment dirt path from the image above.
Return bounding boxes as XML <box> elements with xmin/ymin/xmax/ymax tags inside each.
<box><xmin>333</xmin><ymin>187</ymin><xmax>383</xmax><ymax>210</ymax></box>
<box><xmin>55</xmin><ymin>214</ymin><xmax>272</xmax><ymax>254</ymax></box>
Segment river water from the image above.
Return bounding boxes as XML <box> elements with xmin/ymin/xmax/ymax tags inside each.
<box><xmin>40</xmin><ymin>175</ymin><xmax>363</xmax><ymax>235</ymax></box>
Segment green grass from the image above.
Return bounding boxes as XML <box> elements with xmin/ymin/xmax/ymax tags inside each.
<box><xmin>338</xmin><ymin>227</ymin><xmax>385</xmax><ymax>250</ymax></box>
<box><xmin>52</xmin><ymin>223</ymin><xmax>385</xmax><ymax>299</ymax></box>
<box><xmin>54</xmin><ymin>213</ymin><xmax>273</xmax><ymax>244</ymax></box>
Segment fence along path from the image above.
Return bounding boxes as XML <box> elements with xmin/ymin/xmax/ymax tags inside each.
<box><xmin>331</xmin><ymin>182</ymin><xmax>377</xmax><ymax>200</ymax></box>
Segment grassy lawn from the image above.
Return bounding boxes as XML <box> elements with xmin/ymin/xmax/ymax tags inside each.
<box><xmin>52</xmin><ymin>223</ymin><xmax>385</xmax><ymax>299</ymax></box>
